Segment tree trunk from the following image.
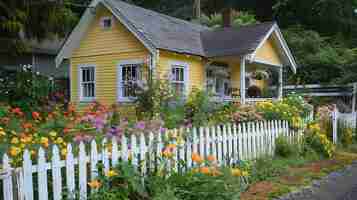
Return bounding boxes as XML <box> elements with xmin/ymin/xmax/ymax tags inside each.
<box><xmin>194</xmin><ymin>0</ymin><xmax>201</xmax><ymax>19</ymax></box>
<box><xmin>222</xmin><ymin>8</ymin><xmax>232</xmax><ymax>28</ymax></box>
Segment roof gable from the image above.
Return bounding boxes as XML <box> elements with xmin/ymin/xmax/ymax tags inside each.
<box><xmin>56</xmin><ymin>0</ymin><xmax>297</xmax><ymax>72</ymax></box>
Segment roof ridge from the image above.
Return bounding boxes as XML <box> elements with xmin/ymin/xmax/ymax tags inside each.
<box><xmin>110</xmin><ymin>0</ymin><xmax>209</xmax><ymax>30</ymax></box>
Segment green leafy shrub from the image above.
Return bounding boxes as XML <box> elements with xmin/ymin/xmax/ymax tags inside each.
<box><xmin>0</xmin><ymin>66</ymin><xmax>57</xmax><ymax>114</ymax></box>
<box><xmin>275</xmin><ymin>135</ymin><xmax>296</xmax><ymax>158</ymax></box>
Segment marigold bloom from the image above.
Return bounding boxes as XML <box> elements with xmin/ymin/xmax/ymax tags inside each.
<box><xmin>9</xmin><ymin>146</ymin><xmax>21</xmax><ymax>157</ymax></box>
<box><xmin>40</xmin><ymin>137</ymin><xmax>49</xmax><ymax>148</ymax></box>
<box><xmin>191</xmin><ymin>153</ymin><xmax>203</xmax><ymax>164</ymax></box>
<box><xmin>199</xmin><ymin>166</ymin><xmax>210</xmax><ymax>175</ymax></box>
<box><xmin>207</xmin><ymin>155</ymin><xmax>216</xmax><ymax>162</ymax></box>
<box><xmin>61</xmin><ymin>148</ymin><xmax>67</xmax><ymax>157</ymax></box>
<box><xmin>162</xmin><ymin>148</ymin><xmax>173</xmax><ymax>158</ymax></box>
<box><xmin>231</xmin><ymin>168</ymin><xmax>242</xmax><ymax>177</ymax></box>
<box><xmin>88</xmin><ymin>180</ymin><xmax>101</xmax><ymax>189</ymax></box>
<box><xmin>106</xmin><ymin>170</ymin><xmax>118</xmax><ymax>177</ymax></box>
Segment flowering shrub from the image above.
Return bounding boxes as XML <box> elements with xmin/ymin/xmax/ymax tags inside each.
<box><xmin>0</xmin><ymin>102</ymin><xmax>167</xmax><ymax>165</ymax></box>
<box><xmin>256</xmin><ymin>94</ymin><xmax>312</xmax><ymax>128</ymax></box>
<box><xmin>303</xmin><ymin>122</ymin><xmax>335</xmax><ymax>158</ymax></box>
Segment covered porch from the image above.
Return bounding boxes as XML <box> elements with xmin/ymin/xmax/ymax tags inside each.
<box><xmin>205</xmin><ymin>56</ymin><xmax>283</xmax><ymax>104</ymax></box>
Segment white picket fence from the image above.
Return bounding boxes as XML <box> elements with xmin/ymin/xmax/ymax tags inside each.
<box><xmin>0</xmin><ymin>120</ymin><xmax>300</xmax><ymax>200</ymax></box>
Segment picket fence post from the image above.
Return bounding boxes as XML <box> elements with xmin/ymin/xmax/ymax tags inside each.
<box><xmin>3</xmin><ymin>154</ymin><xmax>13</xmax><ymax>200</ymax></box>
<box><xmin>332</xmin><ymin>105</ymin><xmax>338</xmax><ymax>144</ymax></box>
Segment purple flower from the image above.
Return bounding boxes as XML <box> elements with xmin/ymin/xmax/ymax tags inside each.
<box><xmin>94</xmin><ymin>117</ymin><xmax>105</xmax><ymax>131</ymax></box>
<box><xmin>73</xmin><ymin>135</ymin><xmax>83</xmax><ymax>143</ymax></box>
<box><xmin>135</xmin><ymin>121</ymin><xmax>146</xmax><ymax>130</ymax></box>
<box><xmin>159</xmin><ymin>127</ymin><xmax>167</xmax><ymax>134</ymax></box>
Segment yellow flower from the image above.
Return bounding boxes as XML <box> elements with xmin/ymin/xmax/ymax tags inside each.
<box><xmin>9</xmin><ymin>146</ymin><xmax>21</xmax><ymax>157</ymax></box>
<box><xmin>88</xmin><ymin>180</ymin><xmax>101</xmax><ymax>189</ymax></box>
<box><xmin>61</xmin><ymin>148</ymin><xmax>67</xmax><ymax>157</ymax></box>
<box><xmin>40</xmin><ymin>137</ymin><xmax>49</xmax><ymax>148</ymax></box>
<box><xmin>55</xmin><ymin>137</ymin><xmax>64</xmax><ymax>144</ymax></box>
<box><xmin>242</xmin><ymin>171</ymin><xmax>249</xmax><ymax>177</ymax></box>
<box><xmin>0</xmin><ymin>128</ymin><xmax>5</xmax><ymax>137</ymax></box>
<box><xmin>49</xmin><ymin>131</ymin><xmax>57</xmax><ymax>137</ymax></box>
<box><xmin>231</xmin><ymin>168</ymin><xmax>242</xmax><ymax>177</ymax></box>
<box><xmin>106</xmin><ymin>170</ymin><xmax>118</xmax><ymax>177</ymax></box>
<box><xmin>11</xmin><ymin>137</ymin><xmax>19</xmax><ymax>144</ymax></box>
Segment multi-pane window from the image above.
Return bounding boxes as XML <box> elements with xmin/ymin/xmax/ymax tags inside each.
<box><xmin>119</xmin><ymin>63</ymin><xmax>142</xmax><ymax>100</ymax></box>
<box><xmin>80</xmin><ymin>66</ymin><xmax>95</xmax><ymax>101</ymax></box>
<box><xmin>171</xmin><ymin>65</ymin><xmax>186</xmax><ymax>96</ymax></box>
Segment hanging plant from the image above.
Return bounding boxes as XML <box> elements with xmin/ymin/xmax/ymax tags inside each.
<box><xmin>251</xmin><ymin>70</ymin><xmax>270</xmax><ymax>80</ymax></box>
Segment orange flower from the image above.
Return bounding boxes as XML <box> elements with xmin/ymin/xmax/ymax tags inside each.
<box><xmin>88</xmin><ymin>180</ymin><xmax>101</xmax><ymax>189</ymax></box>
<box><xmin>11</xmin><ymin>108</ymin><xmax>23</xmax><ymax>117</ymax></box>
<box><xmin>162</xmin><ymin>148</ymin><xmax>173</xmax><ymax>158</ymax></box>
<box><xmin>207</xmin><ymin>155</ymin><xmax>216</xmax><ymax>162</ymax></box>
<box><xmin>32</xmin><ymin>112</ymin><xmax>40</xmax><ymax>120</ymax></box>
<box><xmin>166</xmin><ymin>144</ymin><xmax>177</xmax><ymax>150</ymax></box>
<box><xmin>199</xmin><ymin>166</ymin><xmax>210</xmax><ymax>175</ymax></box>
<box><xmin>191</xmin><ymin>153</ymin><xmax>203</xmax><ymax>164</ymax></box>
<box><xmin>22</xmin><ymin>123</ymin><xmax>33</xmax><ymax>130</ymax></box>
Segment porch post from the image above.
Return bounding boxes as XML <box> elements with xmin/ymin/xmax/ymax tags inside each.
<box><xmin>240</xmin><ymin>56</ymin><xmax>246</xmax><ymax>104</ymax></box>
<box><xmin>278</xmin><ymin>67</ymin><xmax>283</xmax><ymax>100</ymax></box>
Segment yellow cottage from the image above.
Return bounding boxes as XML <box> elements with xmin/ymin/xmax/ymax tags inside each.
<box><xmin>56</xmin><ymin>0</ymin><xmax>297</xmax><ymax>113</ymax></box>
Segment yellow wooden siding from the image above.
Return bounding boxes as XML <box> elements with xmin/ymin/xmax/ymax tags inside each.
<box><xmin>156</xmin><ymin>50</ymin><xmax>205</xmax><ymax>92</ymax></box>
<box><xmin>69</xmin><ymin>5</ymin><xmax>149</xmax><ymax>117</ymax></box>
<box><xmin>70</xmin><ymin>51</ymin><xmax>148</xmax><ymax>104</ymax></box>
<box><xmin>255</xmin><ymin>37</ymin><xmax>283</xmax><ymax>66</ymax></box>
<box><xmin>72</xmin><ymin>5</ymin><xmax>147</xmax><ymax>58</ymax></box>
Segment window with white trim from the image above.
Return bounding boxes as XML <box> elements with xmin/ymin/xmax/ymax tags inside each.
<box><xmin>171</xmin><ymin>64</ymin><xmax>188</xmax><ymax>96</ymax></box>
<box><xmin>79</xmin><ymin>66</ymin><xmax>96</xmax><ymax>101</ymax></box>
<box><xmin>100</xmin><ymin>16</ymin><xmax>112</xmax><ymax>29</ymax></box>
<box><xmin>118</xmin><ymin>62</ymin><xmax>143</xmax><ymax>101</ymax></box>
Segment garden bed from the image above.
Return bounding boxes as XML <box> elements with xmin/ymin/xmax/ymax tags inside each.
<box><xmin>241</xmin><ymin>149</ymin><xmax>357</xmax><ymax>200</ymax></box>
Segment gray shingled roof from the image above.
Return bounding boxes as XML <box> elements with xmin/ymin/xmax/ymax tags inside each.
<box><xmin>105</xmin><ymin>0</ymin><xmax>276</xmax><ymax>58</ymax></box>
<box><xmin>201</xmin><ymin>22</ymin><xmax>275</xmax><ymax>58</ymax></box>
<box><xmin>106</xmin><ymin>0</ymin><xmax>210</xmax><ymax>56</ymax></box>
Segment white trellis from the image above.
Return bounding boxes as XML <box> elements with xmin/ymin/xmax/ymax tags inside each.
<box><xmin>0</xmin><ymin>120</ymin><xmax>302</xmax><ymax>200</ymax></box>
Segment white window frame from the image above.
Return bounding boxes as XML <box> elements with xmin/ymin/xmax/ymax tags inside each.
<box><xmin>78</xmin><ymin>64</ymin><xmax>96</xmax><ymax>102</ymax></box>
<box><xmin>100</xmin><ymin>16</ymin><xmax>113</xmax><ymax>30</ymax></box>
<box><xmin>117</xmin><ymin>59</ymin><xmax>144</xmax><ymax>102</ymax></box>
<box><xmin>170</xmin><ymin>61</ymin><xmax>189</xmax><ymax>97</ymax></box>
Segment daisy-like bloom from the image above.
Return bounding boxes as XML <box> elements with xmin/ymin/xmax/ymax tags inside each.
<box><xmin>88</xmin><ymin>180</ymin><xmax>101</xmax><ymax>189</ymax></box>
<box><xmin>0</xmin><ymin>127</ymin><xmax>5</xmax><ymax>137</ymax></box>
<box><xmin>242</xmin><ymin>171</ymin><xmax>249</xmax><ymax>177</ymax></box>
<box><xmin>191</xmin><ymin>153</ymin><xmax>203</xmax><ymax>164</ymax></box>
<box><xmin>11</xmin><ymin>137</ymin><xmax>19</xmax><ymax>144</ymax></box>
<box><xmin>106</xmin><ymin>170</ymin><xmax>118</xmax><ymax>178</ymax></box>
<box><xmin>49</xmin><ymin>131</ymin><xmax>57</xmax><ymax>137</ymax></box>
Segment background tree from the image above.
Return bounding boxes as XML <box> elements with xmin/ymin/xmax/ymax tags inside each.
<box><xmin>0</xmin><ymin>0</ymin><xmax>78</xmax><ymax>54</ymax></box>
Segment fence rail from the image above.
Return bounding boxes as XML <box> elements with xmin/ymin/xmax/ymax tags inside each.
<box><xmin>0</xmin><ymin>120</ymin><xmax>302</xmax><ymax>200</ymax></box>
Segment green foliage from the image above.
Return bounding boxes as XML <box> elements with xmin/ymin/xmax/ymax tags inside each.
<box><xmin>134</xmin><ymin>78</ymin><xmax>175</xmax><ymax>120</ymax></box>
<box><xmin>193</xmin><ymin>11</ymin><xmax>258</xmax><ymax>29</ymax></box>
<box><xmin>283</xmin><ymin>25</ymin><xmax>356</xmax><ymax>84</ymax></box>
<box><xmin>0</xmin><ymin>66</ymin><xmax>57</xmax><ymax>114</ymax></box>
<box><xmin>0</xmin><ymin>0</ymin><xmax>78</xmax><ymax>53</ymax></box>
<box><xmin>275</xmin><ymin>135</ymin><xmax>296</xmax><ymax>158</ymax></box>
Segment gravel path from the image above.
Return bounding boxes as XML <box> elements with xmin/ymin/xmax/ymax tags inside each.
<box><xmin>275</xmin><ymin>161</ymin><xmax>357</xmax><ymax>200</ymax></box>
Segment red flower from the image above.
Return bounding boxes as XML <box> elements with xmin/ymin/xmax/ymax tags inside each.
<box><xmin>32</xmin><ymin>112</ymin><xmax>40</xmax><ymax>120</ymax></box>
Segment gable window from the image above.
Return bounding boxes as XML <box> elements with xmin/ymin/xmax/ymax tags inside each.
<box><xmin>118</xmin><ymin>61</ymin><xmax>143</xmax><ymax>102</ymax></box>
<box><xmin>101</xmin><ymin>17</ymin><xmax>112</xmax><ymax>29</ymax></box>
<box><xmin>170</xmin><ymin>62</ymin><xmax>189</xmax><ymax>96</ymax></box>
<box><xmin>79</xmin><ymin>65</ymin><xmax>96</xmax><ymax>102</ymax></box>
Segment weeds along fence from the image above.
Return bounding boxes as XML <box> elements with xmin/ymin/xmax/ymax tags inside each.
<box><xmin>330</xmin><ymin>106</ymin><xmax>357</xmax><ymax>144</ymax></box>
<box><xmin>0</xmin><ymin>120</ymin><xmax>303</xmax><ymax>200</ymax></box>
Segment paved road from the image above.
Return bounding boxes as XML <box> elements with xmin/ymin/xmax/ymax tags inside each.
<box><xmin>277</xmin><ymin>161</ymin><xmax>357</xmax><ymax>200</ymax></box>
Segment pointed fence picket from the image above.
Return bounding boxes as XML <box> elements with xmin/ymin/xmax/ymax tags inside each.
<box><xmin>0</xmin><ymin>120</ymin><xmax>308</xmax><ymax>200</ymax></box>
